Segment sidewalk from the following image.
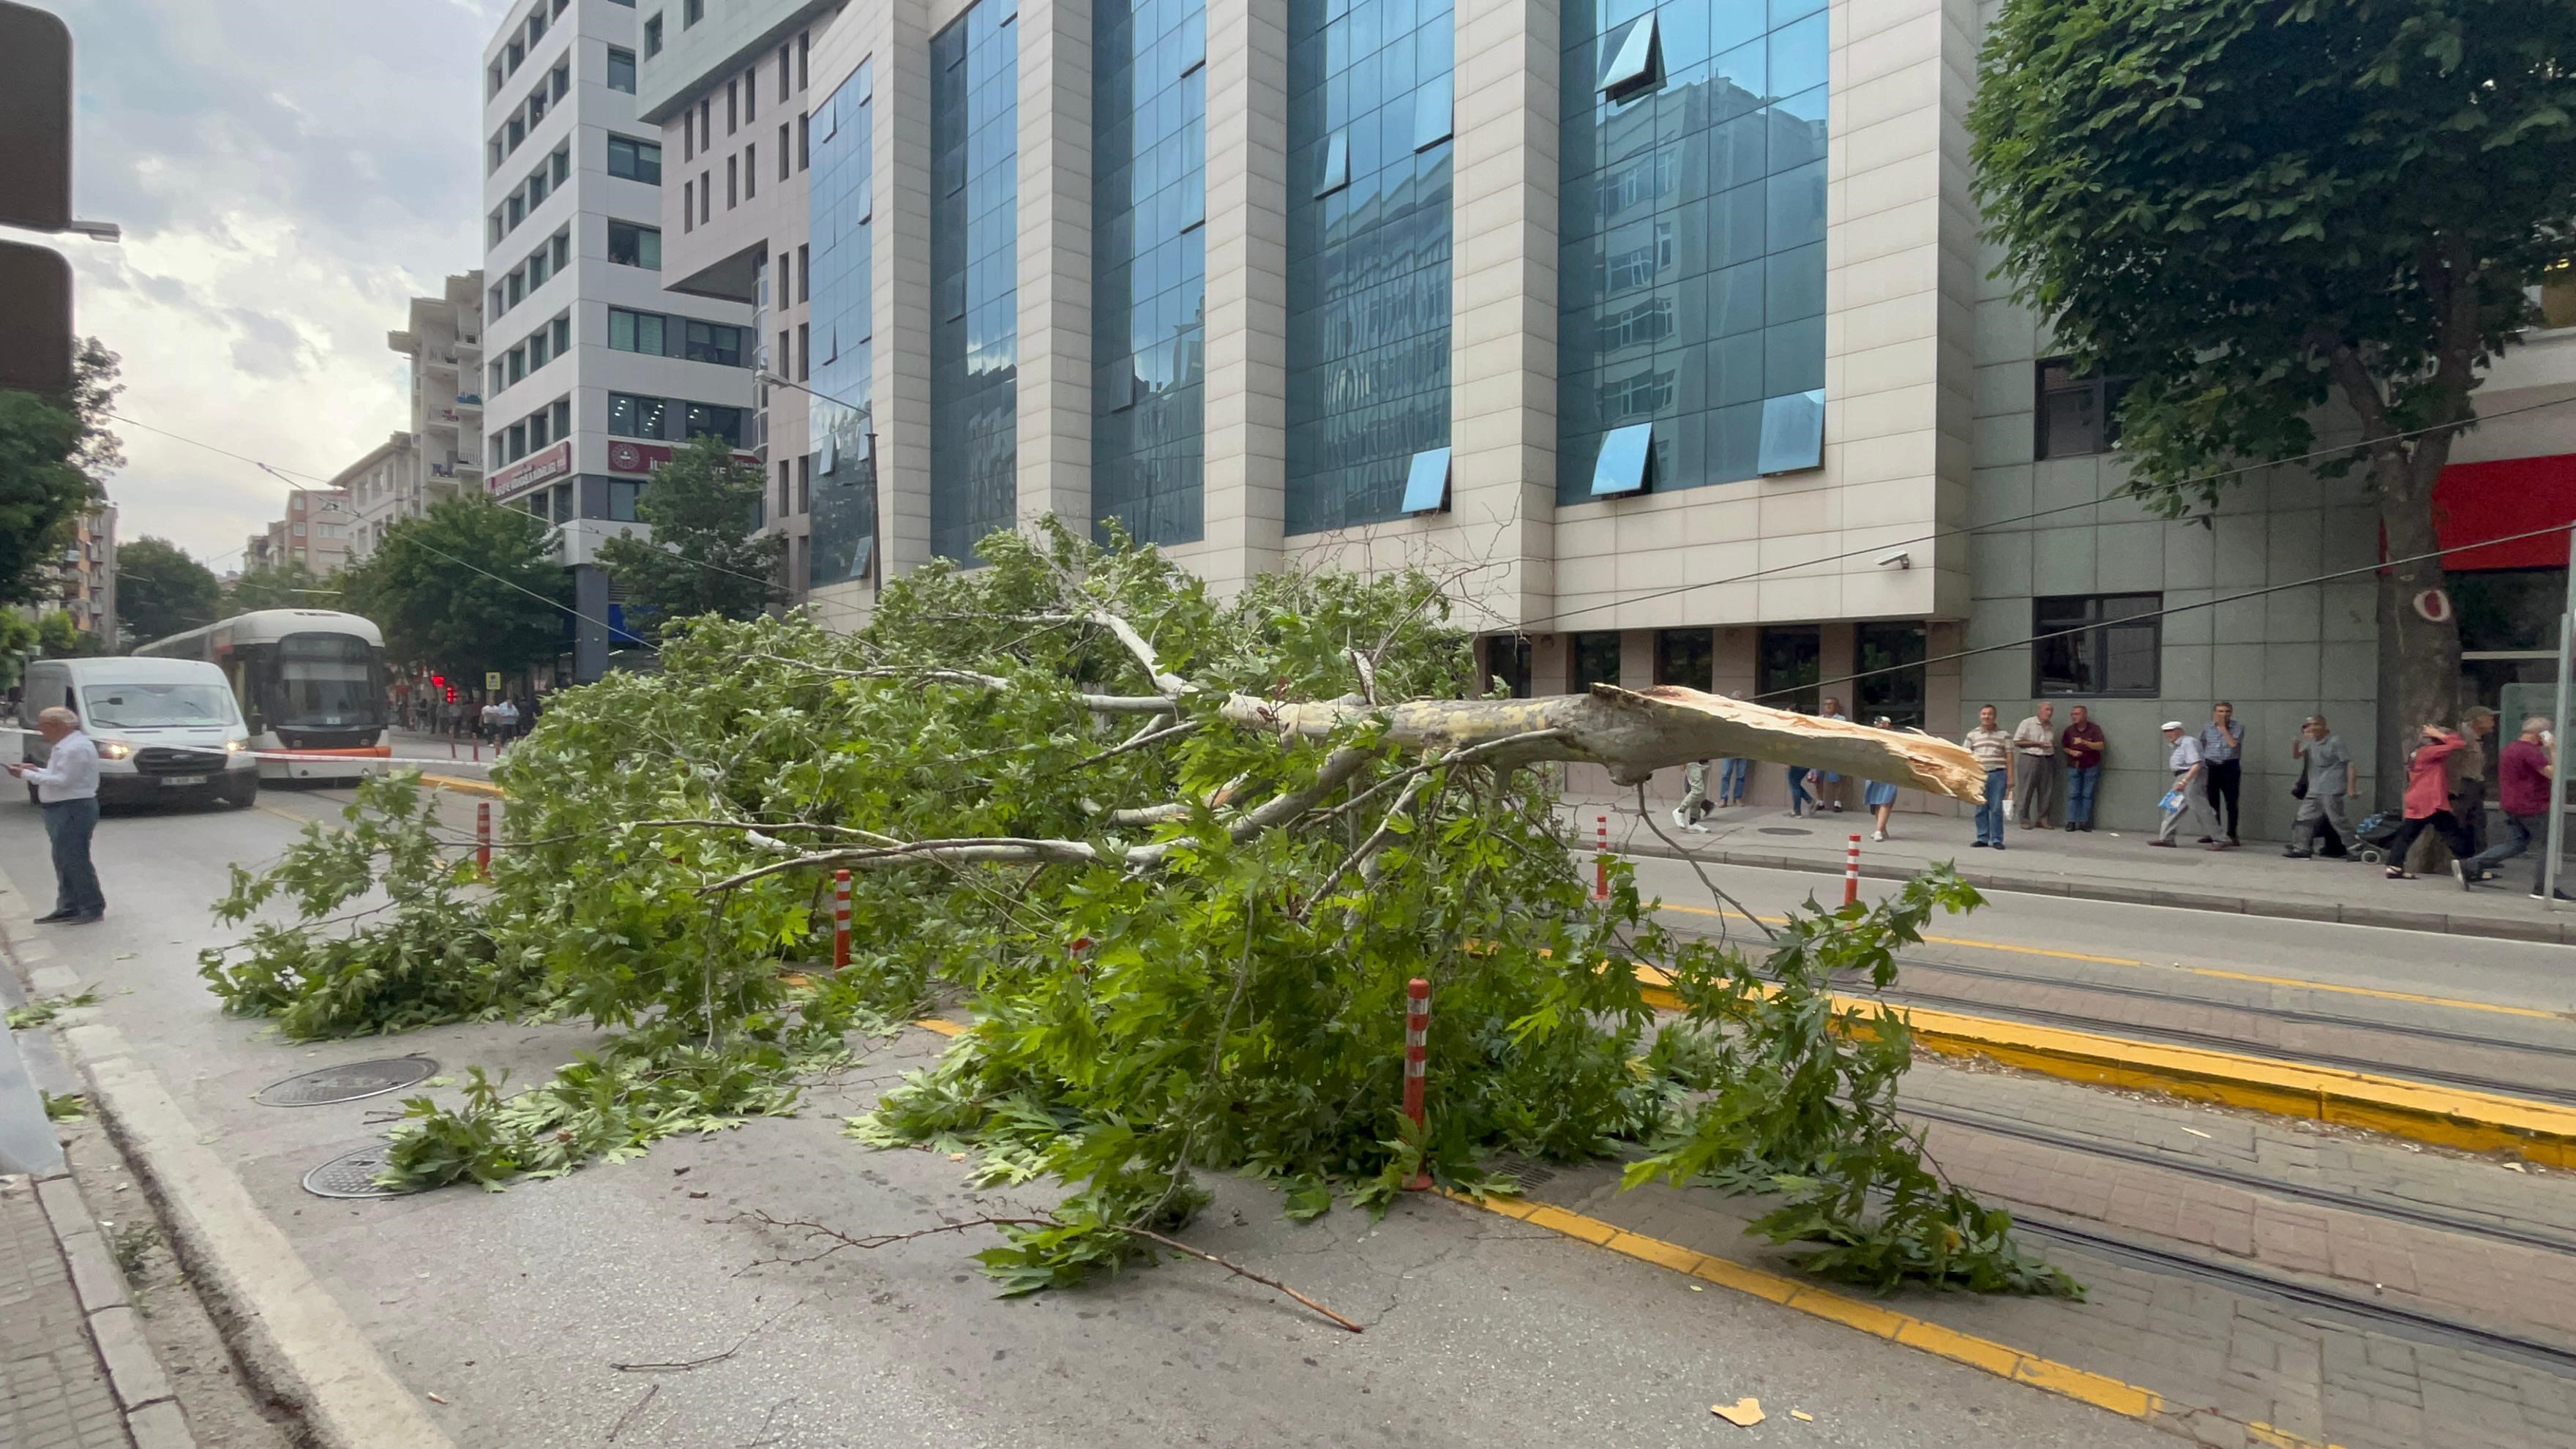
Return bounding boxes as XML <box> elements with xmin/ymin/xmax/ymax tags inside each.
<box><xmin>1565</xmin><ymin>793</ymin><xmax>2576</xmax><ymax>945</ymax></box>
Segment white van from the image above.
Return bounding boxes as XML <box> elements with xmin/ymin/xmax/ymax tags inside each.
<box><xmin>17</xmin><ymin>657</ymin><xmax>260</xmax><ymax>808</ymax></box>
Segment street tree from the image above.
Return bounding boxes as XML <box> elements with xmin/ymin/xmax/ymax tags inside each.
<box><xmin>223</xmin><ymin>558</ymin><xmax>336</xmax><ymax>615</ymax></box>
<box><xmin>116</xmin><ymin>536</ymin><xmax>222</xmax><ymax>647</ymax></box>
<box><xmin>34</xmin><ymin>610</ymin><xmax>97</xmax><ymax>657</ymax></box>
<box><xmin>0</xmin><ymin>614</ymin><xmax>39</xmax><ymax>688</ymax></box>
<box><xmin>1969</xmin><ymin>0</ymin><xmax>2576</xmax><ymax>735</ymax></box>
<box><xmin>201</xmin><ymin>524</ymin><xmax>2073</xmax><ymax>1300</ymax></box>
<box><xmin>0</xmin><ymin>340</ymin><xmax>120</xmax><ymax>610</ymax></box>
<box><xmin>594</xmin><ymin>433</ymin><xmax>783</xmax><ymax>639</ymax></box>
<box><xmin>342</xmin><ymin>496</ymin><xmax>566</xmax><ymax>681</ymax></box>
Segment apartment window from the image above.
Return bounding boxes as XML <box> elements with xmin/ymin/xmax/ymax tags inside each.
<box><xmin>745</xmin><ymin>69</ymin><xmax>757</xmax><ymax>124</ymax></box>
<box><xmin>529</xmin><ymin>328</ymin><xmax>550</xmax><ymax>369</ymax></box>
<box><xmin>684</xmin><ymin>0</ymin><xmax>703</xmax><ymax>26</ymax></box>
<box><xmin>490</xmin><ymin>61</ymin><xmax>504</xmax><ymax>96</ymax></box>
<box><xmin>607</xmin><ymin>135</ymin><xmax>662</xmax><ymax>184</ymax></box>
<box><xmin>528</xmin><ymin>407</ymin><xmax>549</xmax><ymax>448</ymax></box>
<box><xmin>745</xmin><ymin>144</ymin><xmax>756</xmax><ymax>200</ymax></box>
<box><xmin>2034</xmin><ymin>359</ymin><xmax>2133</xmax><ymax>460</ymax></box>
<box><xmin>551</xmin><ymin>397</ymin><xmax>572</xmax><ymax>437</ymax></box>
<box><xmin>796</xmin><ymin>243</ymin><xmax>809</xmax><ymax>303</ymax></box>
<box><xmin>1653</xmin><ymin>629</ymin><xmax>1712</xmax><ymax>691</ymax></box>
<box><xmin>490</xmin><ymin>361</ymin><xmax>505</xmax><ymax>394</ymax></box>
<box><xmin>684</xmin><ymin>105</ymin><xmax>695</xmax><ymax>161</ymax></box>
<box><xmin>727</xmin><ymin>78</ymin><xmax>739</xmax><ymax>135</ymax></box>
<box><xmin>525</xmin><ymin>170</ymin><xmax>549</xmax><ymax>212</ymax></box>
<box><xmin>489</xmin><ymin>283</ymin><xmax>504</xmax><ymax>317</ymax></box>
<box><xmin>700</xmin><ymin>98</ymin><xmax>711</xmax><ymax>146</ymax></box>
<box><xmin>607</xmin><ymin>48</ymin><xmax>637</xmax><ymax>94</ymax></box>
<box><xmin>526</xmin><ymin>89</ymin><xmax>547</xmax><ymax>130</ymax></box>
<box><xmin>795</xmin><ymin>461</ymin><xmax>809</xmax><ymax>514</ymax></box>
<box><xmin>608</xmin><ymin>392</ymin><xmax>667</xmax><ymax>439</ymax></box>
<box><xmin>609</xmin><ymin>308</ymin><xmax>669</xmax><ymax>356</ymax></box>
<box><xmin>552</xmin><ymin>145</ymin><xmax>569</xmax><ymax>186</ymax></box>
<box><xmin>488</xmin><ymin>138</ymin><xmax>503</xmax><ymax>173</ymax></box>
<box><xmin>552</xmin><ymin>315</ymin><xmax>571</xmax><ymax>356</ymax></box>
<box><xmin>1569</xmin><ymin>632</ymin><xmax>1622</xmax><ymax>694</ymax></box>
<box><xmin>609</xmin><ymin>481</ymin><xmax>644</xmax><ymax>521</ymax></box>
<box><xmin>550</xmin><ymin>60</ymin><xmax>569</xmax><ymax>103</ymax></box>
<box><xmin>683</xmin><ymin>402</ymin><xmax>744</xmax><ymax>446</ymax></box>
<box><xmin>700</xmin><ymin>171</ymin><xmax>710</xmax><ymax>222</ymax></box>
<box><xmin>644</xmin><ymin>14</ymin><xmax>662</xmax><ymax>56</ymax></box>
<box><xmin>489</xmin><ymin>210</ymin><xmax>505</xmax><ymax>246</ymax></box>
<box><xmin>293</xmin><ymin>521</ymin><xmax>307</xmax><ymax>537</ymax></box>
<box><xmin>682</xmin><ymin>180</ymin><xmax>694</xmax><ymax>231</ymax></box>
<box><xmin>2034</xmin><ymin>594</ymin><xmax>2161</xmax><ymax>697</ymax></box>
<box><xmin>684</xmin><ymin>321</ymin><xmax>744</xmax><ymax>366</ymax></box>
<box><xmin>777</xmin><ymin>328</ymin><xmax>790</xmax><ymax>375</ymax></box>
<box><xmin>507</xmin><ymin>192</ymin><xmax>525</xmax><ymax>228</ymax></box>
<box><xmin>1856</xmin><ymin>622</ymin><xmax>1928</xmax><ymax>731</ymax></box>
<box><xmin>796</xmin><ymin>321</ymin><xmax>809</xmax><ymax>381</ymax></box>
<box><xmin>506</xmin><ymin>38</ymin><xmax>523</xmax><ymax>73</ymax></box>
<box><xmin>607</xmin><ymin>220</ymin><xmax>661</xmax><ymax>269</ymax></box>
<box><xmin>527</xmin><ymin>10</ymin><xmax>545</xmax><ymax>42</ymax></box>
<box><xmin>507</xmin><ymin>346</ymin><xmax>526</xmax><ymax>384</ymax></box>
<box><xmin>779</xmin><ymin>42</ymin><xmax>792</xmax><ymax>101</ymax></box>
<box><xmin>776</xmin><ymin>463</ymin><xmax>790</xmax><ymax>521</ymax></box>
<box><xmin>506</xmin><ymin>269</ymin><xmax>525</xmax><ymax>305</ymax></box>
<box><xmin>1757</xmin><ymin>627</ymin><xmax>1822</xmax><ymax>714</ymax></box>
<box><xmin>552</xmin><ymin>230</ymin><xmax>569</xmax><ymax>272</ymax></box>
<box><xmin>778</xmin><ymin>122</ymin><xmax>790</xmax><ymax>180</ymax></box>
<box><xmin>527</xmin><ymin>245</ymin><xmax>550</xmax><ymax>290</ymax></box>
<box><xmin>507</xmin><ymin>422</ymin><xmax>527</xmax><ymax>458</ymax></box>
<box><xmin>798</xmin><ymin>30</ymin><xmax>809</xmax><ymax>89</ymax></box>
<box><xmin>797</xmin><ymin>111</ymin><xmax>809</xmax><ymax>171</ymax></box>
<box><xmin>507</xmin><ymin>114</ymin><xmax>525</xmax><ymax>151</ymax></box>
<box><xmin>727</xmin><ymin>154</ymin><xmax>738</xmax><ymax>208</ymax></box>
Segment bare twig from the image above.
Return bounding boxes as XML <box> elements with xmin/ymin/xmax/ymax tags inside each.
<box><xmin>734</xmin><ymin>1210</ymin><xmax>1362</xmax><ymax>1333</ymax></box>
<box><xmin>605</xmin><ymin>1383</ymin><xmax>660</xmax><ymax>1440</ymax></box>
<box><xmin>1630</xmin><ymin>785</ymin><xmax>1778</xmax><ymax>946</ymax></box>
<box><xmin>1066</xmin><ymin>719</ymin><xmax>1200</xmax><ymax>771</ymax></box>
<box><xmin>610</xmin><ymin>1298</ymin><xmax>806</xmax><ymax>1371</ymax></box>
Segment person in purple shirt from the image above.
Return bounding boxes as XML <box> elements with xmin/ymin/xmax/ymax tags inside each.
<box><xmin>2465</xmin><ymin>716</ymin><xmax>2566</xmax><ymax>899</ymax></box>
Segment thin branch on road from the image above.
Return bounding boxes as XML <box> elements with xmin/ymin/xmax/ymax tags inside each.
<box><xmin>605</xmin><ymin>1382</ymin><xmax>660</xmax><ymax>1439</ymax></box>
<box><xmin>734</xmin><ymin>1210</ymin><xmax>1364</xmax><ymax>1333</ymax></box>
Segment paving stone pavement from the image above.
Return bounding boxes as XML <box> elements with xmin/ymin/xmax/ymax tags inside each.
<box><xmin>1</xmin><ymin>1174</ymin><xmax>131</xmax><ymax>1449</ymax></box>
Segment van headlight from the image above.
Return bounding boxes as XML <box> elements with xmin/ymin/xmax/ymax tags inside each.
<box><xmin>97</xmin><ymin>741</ymin><xmax>132</xmax><ymax>760</ymax></box>
<box><xmin>223</xmin><ymin>739</ymin><xmax>250</xmax><ymax>753</ymax></box>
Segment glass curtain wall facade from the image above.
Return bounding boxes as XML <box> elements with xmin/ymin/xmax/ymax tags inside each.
<box><xmin>809</xmin><ymin>61</ymin><xmax>877</xmax><ymax>587</ymax></box>
<box><xmin>1281</xmin><ymin>0</ymin><xmax>1456</xmax><ymax>536</ymax></box>
<box><xmin>1090</xmin><ymin>0</ymin><xmax>1209</xmax><ymax>546</ymax></box>
<box><xmin>1558</xmin><ymin>0</ymin><xmax>1827</xmax><ymax>502</ymax></box>
<box><xmin>930</xmin><ymin>1</ymin><xmax>1020</xmax><ymax>564</ymax></box>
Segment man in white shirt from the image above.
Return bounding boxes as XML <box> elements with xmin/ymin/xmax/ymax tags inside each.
<box><xmin>2149</xmin><ymin>720</ymin><xmax>2220</xmax><ymax>850</ymax></box>
<box><xmin>6</xmin><ymin>708</ymin><xmax>105</xmax><ymax>923</ymax></box>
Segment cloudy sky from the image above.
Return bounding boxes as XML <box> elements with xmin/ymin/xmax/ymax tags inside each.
<box><xmin>57</xmin><ymin>0</ymin><xmax>505</xmax><ymax>572</ymax></box>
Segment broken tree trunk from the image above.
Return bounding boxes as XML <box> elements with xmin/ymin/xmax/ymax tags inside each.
<box><xmin>1221</xmin><ymin>684</ymin><xmax>1987</xmax><ymax>801</ymax></box>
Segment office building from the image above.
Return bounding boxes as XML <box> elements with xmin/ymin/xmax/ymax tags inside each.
<box><xmin>483</xmin><ymin>0</ymin><xmax>760</xmax><ymax>679</ymax></box>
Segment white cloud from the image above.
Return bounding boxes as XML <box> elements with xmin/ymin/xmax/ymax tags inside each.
<box><xmin>56</xmin><ymin>0</ymin><xmax>508</xmax><ymax>569</ymax></box>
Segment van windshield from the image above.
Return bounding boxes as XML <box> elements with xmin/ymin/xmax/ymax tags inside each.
<box><xmin>83</xmin><ymin>684</ymin><xmax>238</xmax><ymax>730</ymax></box>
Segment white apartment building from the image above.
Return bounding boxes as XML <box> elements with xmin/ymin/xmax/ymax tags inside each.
<box><xmin>253</xmin><ymin>490</ymin><xmax>352</xmax><ymax>576</ymax></box>
<box><xmin>367</xmin><ymin>269</ymin><xmax>490</xmax><ymax>560</ymax></box>
<box><xmin>482</xmin><ymin>0</ymin><xmax>759</xmax><ymax>680</ymax></box>
<box><xmin>329</xmin><ymin>433</ymin><xmax>418</xmax><ymax>561</ymax></box>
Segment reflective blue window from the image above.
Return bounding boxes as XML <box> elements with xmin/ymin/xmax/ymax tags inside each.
<box><xmin>930</xmin><ymin>1</ymin><xmax>1019</xmax><ymax>564</ymax></box>
<box><xmin>1401</xmin><ymin>446</ymin><xmax>1451</xmax><ymax>512</ymax></box>
<box><xmin>809</xmin><ymin>61</ymin><xmax>876</xmax><ymax>589</ymax></box>
<box><xmin>1558</xmin><ymin>0</ymin><xmax>1827</xmax><ymax>503</ymax></box>
<box><xmin>1090</xmin><ymin>0</ymin><xmax>1207</xmax><ymax>547</ymax></box>
<box><xmin>1284</xmin><ymin>0</ymin><xmax>1455</xmax><ymax>536</ymax></box>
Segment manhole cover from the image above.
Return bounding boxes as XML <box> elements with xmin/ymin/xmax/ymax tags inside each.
<box><xmin>255</xmin><ymin>1057</ymin><xmax>438</xmax><ymax>1108</ymax></box>
<box><xmin>1756</xmin><ymin>826</ymin><xmax>1813</xmax><ymax>836</ymax></box>
<box><xmin>302</xmin><ymin>1143</ymin><xmax>413</xmax><ymax>1199</ymax></box>
<box><xmin>1485</xmin><ymin>1154</ymin><xmax>1559</xmax><ymax>1190</ymax></box>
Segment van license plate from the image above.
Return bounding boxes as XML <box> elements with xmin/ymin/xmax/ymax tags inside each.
<box><xmin>162</xmin><ymin>775</ymin><xmax>207</xmax><ymax>787</ymax></box>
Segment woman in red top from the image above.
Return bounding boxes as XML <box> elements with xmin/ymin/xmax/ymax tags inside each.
<box><xmin>2382</xmin><ymin>724</ymin><xmax>2476</xmax><ymax>881</ymax></box>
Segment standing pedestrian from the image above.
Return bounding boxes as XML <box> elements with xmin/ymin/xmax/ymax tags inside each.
<box><xmin>2060</xmin><ymin>704</ymin><xmax>2105</xmax><ymax>831</ymax></box>
<box><xmin>2283</xmin><ymin>715</ymin><xmax>2359</xmax><ymax>860</ymax></box>
<box><xmin>5</xmin><ymin>708</ymin><xmax>105</xmax><ymax>924</ymax></box>
<box><xmin>2464</xmin><ymin>716</ymin><xmax>2566</xmax><ymax>898</ymax></box>
<box><xmin>1864</xmin><ymin>716</ymin><xmax>1901</xmax><ymax>842</ymax></box>
<box><xmin>2151</xmin><ymin>720</ymin><xmax>2221</xmax><ymax>850</ymax></box>
<box><xmin>2199</xmin><ymin>703</ymin><xmax>2244</xmax><ymax>845</ymax></box>
<box><xmin>1816</xmin><ymin>697</ymin><xmax>1850</xmax><ymax>812</ymax></box>
<box><xmin>1671</xmin><ymin>759</ymin><xmax>1715</xmax><ymax>834</ymax></box>
<box><xmin>1963</xmin><ymin>705</ymin><xmax>2012</xmax><ymax>850</ymax></box>
<box><xmin>2452</xmin><ymin>705</ymin><xmax>2500</xmax><ymax>855</ymax></box>
<box><xmin>496</xmin><ymin>696</ymin><xmax>521</xmax><ymax>744</ymax></box>
<box><xmin>1718</xmin><ymin>756</ymin><xmax>1750</xmax><ymax>806</ymax></box>
<box><xmin>2011</xmin><ymin>702</ymin><xmax>2062</xmax><ymax>830</ymax></box>
<box><xmin>2381</xmin><ymin>724</ymin><xmax>2476</xmax><ymax>882</ymax></box>
<box><xmin>1786</xmin><ymin>762</ymin><xmax>1815</xmax><ymax>817</ymax></box>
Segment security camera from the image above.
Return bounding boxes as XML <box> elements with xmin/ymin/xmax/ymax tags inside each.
<box><xmin>1875</xmin><ymin>549</ymin><xmax>1912</xmax><ymax>569</ymax></box>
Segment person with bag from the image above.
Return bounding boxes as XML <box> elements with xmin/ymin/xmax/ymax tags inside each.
<box><xmin>2381</xmin><ymin>723</ymin><xmax>2476</xmax><ymax>882</ymax></box>
<box><xmin>2151</xmin><ymin>720</ymin><xmax>2220</xmax><ymax>849</ymax></box>
<box><xmin>2283</xmin><ymin>714</ymin><xmax>2358</xmax><ymax>860</ymax></box>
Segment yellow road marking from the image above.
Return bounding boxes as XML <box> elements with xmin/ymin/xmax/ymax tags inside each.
<box><xmin>2247</xmin><ymin>1423</ymin><xmax>2348</xmax><ymax>1449</ymax></box>
<box><xmin>1651</xmin><ymin>902</ymin><xmax>2561</xmax><ymax>1022</ymax></box>
<box><xmin>1443</xmin><ymin>1188</ymin><xmax>2167</xmax><ymax>1423</ymax></box>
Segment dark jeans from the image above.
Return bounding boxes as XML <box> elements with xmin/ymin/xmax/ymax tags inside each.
<box><xmin>2470</xmin><ymin>812</ymin><xmax>2544</xmax><ymax>892</ymax></box>
<box><xmin>2205</xmin><ymin>758</ymin><xmax>2242</xmax><ymax>839</ymax></box>
<box><xmin>2452</xmin><ymin>778</ymin><xmax>2488</xmax><ymax>855</ymax></box>
<box><xmin>41</xmin><ymin>797</ymin><xmax>104</xmax><ymax>918</ymax></box>
<box><xmin>1975</xmin><ymin>768</ymin><xmax>2007</xmax><ymax>845</ymax></box>
<box><xmin>1786</xmin><ymin>766</ymin><xmax>1813</xmax><ymax>815</ymax></box>
<box><xmin>2066</xmin><ymin>764</ymin><xmax>2102</xmax><ymax>825</ymax></box>
<box><xmin>2386</xmin><ymin>809</ymin><xmax>2474</xmax><ymax>872</ymax></box>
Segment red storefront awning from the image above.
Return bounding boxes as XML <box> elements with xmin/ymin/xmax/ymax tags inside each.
<box><xmin>2433</xmin><ymin>453</ymin><xmax>2576</xmax><ymax>570</ymax></box>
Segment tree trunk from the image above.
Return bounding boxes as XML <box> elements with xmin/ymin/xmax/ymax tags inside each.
<box><xmin>2370</xmin><ymin>441</ymin><xmax>2464</xmax><ymax>814</ymax></box>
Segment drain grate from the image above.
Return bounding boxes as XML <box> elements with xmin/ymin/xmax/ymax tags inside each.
<box><xmin>302</xmin><ymin>1143</ymin><xmax>411</xmax><ymax>1199</ymax></box>
<box><xmin>1756</xmin><ymin>826</ymin><xmax>1813</xmax><ymax>836</ymax></box>
<box><xmin>1485</xmin><ymin>1154</ymin><xmax>1559</xmax><ymax>1191</ymax></box>
<box><xmin>255</xmin><ymin>1057</ymin><xmax>438</xmax><ymax>1109</ymax></box>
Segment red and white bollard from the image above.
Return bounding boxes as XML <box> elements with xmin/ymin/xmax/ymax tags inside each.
<box><xmin>1594</xmin><ymin>813</ymin><xmax>1611</xmax><ymax>901</ymax></box>
<box><xmin>1402</xmin><ymin>978</ymin><xmax>1431</xmax><ymax>1190</ymax></box>
<box><xmin>476</xmin><ymin>801</ymin><xmax>493</xmax><ymax>875</ymax></box>
<box><xmin>1844</xmin><ymin>833</ymin><xmax>1862</xmax><ymax>907</ymax></box>
<box><xmin>832</xmin><ymin>869</ymin><xmax>853</xmax><ymax>970</ymax></box>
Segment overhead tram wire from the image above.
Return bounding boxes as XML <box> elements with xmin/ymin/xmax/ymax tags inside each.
<box><xmin>1516</xmin><ymin>392</ymin><xmax>2576</xmax><ymax>636</ymax></box>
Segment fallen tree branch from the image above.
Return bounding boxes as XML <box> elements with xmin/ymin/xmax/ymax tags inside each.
<box><xmin>751</xmin><ymin>651</ymin><xmax>1177</xmax><ymax>716</ymax></box>
<box><xmin>734</xmin><ymin>1210</ymin><xmax>1363</xmax><ymax>1333</ymax></box>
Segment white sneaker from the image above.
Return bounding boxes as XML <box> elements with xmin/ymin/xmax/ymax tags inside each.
<box><xmin>1684</xmin><ymin>823</ymin><xmax>1710</xmax><ymax>834</ymax></box>
<box><xmin>1670</xmin><ymin>806</ymin><xmax>1689</xmax><ymax>830</ymax></box>
<box><xmin>1872</xmin><ymin>829</ymin><xmax>1887</xmax><ymax>842</ymax></box>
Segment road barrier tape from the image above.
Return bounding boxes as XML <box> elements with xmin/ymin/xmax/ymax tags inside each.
<box><xmin>2</xmin><ymin>725</ymin><xmax>500</xmax><ymax>772</ymax></box>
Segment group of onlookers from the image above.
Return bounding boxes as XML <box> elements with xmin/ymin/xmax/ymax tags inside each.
<box><xmin>2380</xmin><ymin>709</ymin><xmax>2565</xmax><ymax>899</ymax></box>
<box><xmin>1672</xmin><ymin>696</ymin><xmax>1909</xmax><ymax>842</ymax></box>
<box><xmin>1960</xmin><ymin>700</ymin><xmax>2124</xmax><ymax>848</ymax></box>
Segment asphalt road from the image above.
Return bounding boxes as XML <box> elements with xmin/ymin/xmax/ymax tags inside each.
<box><xmin>0</xmin><ymin>783</ymin><xmax>2166</xmax><ymax>1448</ymax></box>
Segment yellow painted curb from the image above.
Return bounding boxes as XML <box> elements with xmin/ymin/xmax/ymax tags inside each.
<box><xmin>1634</xmin><ymin>968</ymin><xmax>2576</xmax><ymax>1169</ymax></box>
<box><xmin>1443</xmin><ymin>1188</ymin><xmax>2166</xmax><ymax>1423</ymax></box>
<box><xmin>418</xmin><ymin>773</ymin><xmax>503</xmax><ymax>798</ymax></box>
